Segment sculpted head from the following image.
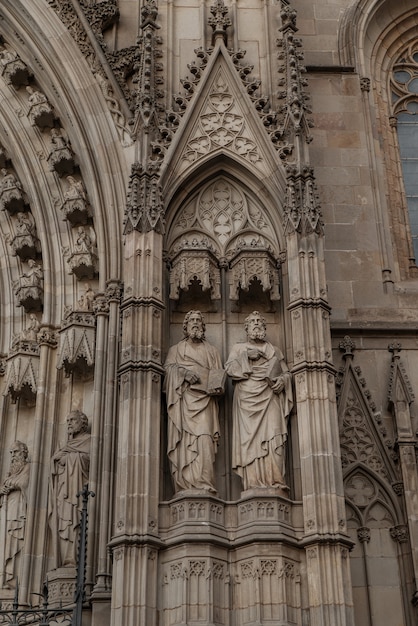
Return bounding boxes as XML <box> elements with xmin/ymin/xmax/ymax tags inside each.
<box><xmin>183</xmin><ymin>310</ymin><xmax>205</xmax><ymax>342</ymax></box>
<box><xmin>244</xmin><ymin>311</ymin><xmax>267</xmax><ymax>342</ymax></box>
<box><xmin>67</xmin><ymin>410</ymin><xmax>89</xmax><ymax>438</ymax></box>
<box><xmin>9</xmin><ymin>440</ymin><xmax>29</xmax><ymax>473</ymax></box>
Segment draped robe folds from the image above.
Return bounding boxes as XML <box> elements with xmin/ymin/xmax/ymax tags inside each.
<box><xmin>48</xmin><ymin>433</ymin><xmax>90</xmax><ymax>567</ymax></box>
<box><xmin>164</xmin><ymin>339</ymin><xmax>222</xmax><ymax>492</ymax></box>
<box><xmin>225</xmin><ymin>341</ymin><xmax>293</xmax><ymax>490</ymax></box>
<box><xmin>2</xmin><ymin>464</ymin><xmax>29</xmax><ymax>584</ymax></box>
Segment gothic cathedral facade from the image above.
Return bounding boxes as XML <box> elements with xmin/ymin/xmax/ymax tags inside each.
<box><xmin>0</xmin><ymin>1</ymin><xmax>417</xmax><ymax>625</ymax></box>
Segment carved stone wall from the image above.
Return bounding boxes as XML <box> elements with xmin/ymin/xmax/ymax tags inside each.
<box><xmin>0</xmin><ymin>2</ymin><xmax>417</xmax><ymax>626</ymax></box>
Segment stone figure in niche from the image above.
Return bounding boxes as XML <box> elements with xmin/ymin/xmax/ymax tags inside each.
<box><xmin>15</xmin><ymin>212</ymin><xmax>35</xmax><ymax>236</ymax></box>
<box><xmin>64</xmin><ymin>176</ymin><xmax>86</xmax><ymax>201</ymax></box>
<box><xmin>0</xmin><ymin>441</ymin><xmax>30</xmax><ymax>588</ymax></box>
<box><xmin>0</xmin><ymin>169</ymin><xmax>21</xmax><ymax>192</ymax></box>
<box><xmin>225</xmin><ymin>311</ymin><xmax>293</xmax><ymax>493</ymax></box>
<box><xmin>48</xmin><ymin>410</ymin><xmax>90</xmax><ymax>568</ymax></box>
<box><xmin>77</xmin><ymin>283</ymin><xmax>95</xmax><ymax>311</ymax></box>
<box><xmin>164</xmin><ymin>311</ymin><xmax>225</xmax><ymax>494</ymax></box>
<box><xmin>26</xmin><ymin>85</ymin><xmax>47</xmax><ymax>106</ymax></box>
<box><xmin>19</xmin><ymin>259</ymin><xmax>43</xmax><ymax>288</ymax></box>
<box><xmin>0</xmin><ymin>47</ymin><xmax>18</xmax><ymax>67</ymax></box>
<box><xmin>21</xmin><ymin>314</ymin><xmax>40</xmax><ymax>341</ymax></box>
<box><xmin>74</xmin><ymin>225</ymin><xmax>95</xmax><ymax>254</ymax></box>
<box><xmin>50</xmin><ymin>128</ymin><xmax>68</xmax><ymax>151</ymax></box>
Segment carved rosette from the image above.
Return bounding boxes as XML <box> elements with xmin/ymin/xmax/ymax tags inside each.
<box><xmin>229</xmin><ymin>249</ymin><xmax>280</xmax><ymax>301</ymax></box>
<box><xmin>5</xmin><ymin>340</ymin><xmax>40</xmax><ymax>405</ymax></box>
<box><xmin>169</xmin><ymin>248</ymin><xmax>221</xmax><ymax>300</ymax></box>
<box><xmin>57</xmin><ymin>311</ymin><xmax>96</xmax><ymax>378</ymax></box>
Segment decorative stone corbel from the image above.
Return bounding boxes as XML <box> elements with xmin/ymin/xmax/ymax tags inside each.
<box><xmin>13</xmin><ymin>260</ymin><xmax>44</xmax><ymax>312</ymax></box>
<box><xmin>66</xmin><ymin>226</ymin><xmax>98</xmax><ymax>280</ymax></box>
<box><xmin>169</xmin><ymin>246</ymin><xmax>221</xmax><ymax>301</ymax></box>
<box><xmin>47</xmin><ymin>129</ymin><xmax>75</xmax><ymax>176</ymax></box>
<box><xmin>61</xmin><ymin>176</ymin><xmax>92</xmax><ymax>225</ymax></box>
<box><xmin>57</xmin><ymin>309</ymin><xmax>96</xmax><ymax>378</ymax></box>
<box><xmin>9</xmin><ymin>212</ymin><xmax>41</xmax><ymax>260</ymax></box>
<box><xmin>5</xmin><ymin>336</ymin><xmax>40</xmax><ymax>405</ymax></box>
<box><xmin>26</xmin><ymin>86</ymin><xmax>55</xmax><ymax>129</ymax></box>
<box><xmin>0</xmin><ymin>169</ymin><xmax>27</xmax><ymax>214</ymax></box>
<box><xmin>0</xmin><ymin>45</ymin><xmax>31</xmax><ymax>87</ymax></box>
<box><xmin>228</xmin><ymin>249</ymin><xmax>280</xmax><ymax>302</ymax></box>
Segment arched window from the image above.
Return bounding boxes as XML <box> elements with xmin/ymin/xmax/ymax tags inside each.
<box><xmin>391</xmin><ymin>43</ymin><xmax>418</xmax><ymax>264</ymax></box>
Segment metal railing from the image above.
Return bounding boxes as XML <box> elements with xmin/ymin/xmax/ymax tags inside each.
<box><xmin>0</xmin><ymin>485</ymin><xmax>94</xmax><ymax>626</ymax></box>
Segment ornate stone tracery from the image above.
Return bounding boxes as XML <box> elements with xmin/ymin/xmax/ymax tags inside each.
<box><xmin>167</xmin><ymin>177</ymin><xmax>281</xmax><ymax>302</ymax></box>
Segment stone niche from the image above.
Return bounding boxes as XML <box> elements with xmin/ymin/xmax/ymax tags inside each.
<box><xmin>0</xmin><ymin>47</ymin><xmax>31</xmax><ymax>87</ymax></box>
<box><xmin>57</xmin><ymin>310</ymin><xmax>96</xmax><ymax>378</ymax></box>
<box><xmin>0</xmin><ymin>172</ymin><xmax>28</xmax><ymax>215</ymax></box>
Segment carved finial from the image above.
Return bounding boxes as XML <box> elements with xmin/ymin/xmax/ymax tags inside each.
<box><xmin>280</xmin><ymin>1</ymin><xmax>298</xmax><ymax>33</ymax></box>
<box><xmin>339</xmin><ymin>335</ymin><xmax>356</xmax><ymax>358</ymax></box>
<box><xmin>140</xmin><ymin>0</ymin><xmax>159</xmax><ymax>29</ymax></box>
<box><xmin>208</xmin><ymin>0</ymin><xmax>231</xmax><ymax>45</ymax></box>
<box><xmin>388</xmin><ymin>342</ymin><xmax>402</xmax><ymax>357</ymax></box>
<box><xmin>360</xmin><ymin>77</ymin><xmax>370</xmax><ymax>93</ymax></box>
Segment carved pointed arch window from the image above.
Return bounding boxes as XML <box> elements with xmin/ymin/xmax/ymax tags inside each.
<box><xmin>391</xmin><ymin>42</ymin><xmax>418</xmax><ymax>264</ymax></box>
<box><xmin>167</xmin><ymin>177</ymin><xmax>282</xmax><ymax>307</ymax></box>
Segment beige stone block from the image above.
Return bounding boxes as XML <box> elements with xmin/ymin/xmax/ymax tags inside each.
<box><xmin>319</xmin><ymin>184</ymin><xmax>355</xmax><ymax>205</ymax></box>
<box><xmin>316</xmin><ymin>165</ymin><xmax>361</xmax><ymax>186</ymax></box>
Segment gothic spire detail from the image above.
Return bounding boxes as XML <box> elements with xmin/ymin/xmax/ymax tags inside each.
<box><xmin>275</xmin><ymin>0</ymin><xmax>313</xmax><ymax>155</ymax></box>
<box><xmin>123</xmin><ymin>163</ymin><xmax>165</xmax><ymax>235</ymax></box>
<box><xmin>135</xmin><ymin>0</ymin><xmax>163</xmax><ymax>130</ymax></box>
<box><xmin>208</xmin><ymin>0</ymin><xmax>231</xmax><ymax>45</ymax></box>
<box><xmin>283</xmin><ymin>166</ymin><xmax>323</xmax><ymax>236</ymax></box>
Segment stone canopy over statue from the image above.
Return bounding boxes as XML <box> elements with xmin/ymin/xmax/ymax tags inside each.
<box><xmin>225</xmin><ymin>311</ymin><xmax>293</xmax><ymax>494</ymax></box>
<box><xmin>48</xmin><ymin>410</ymin><xmax>90</xmax><ymax>569</ymax></box>
<box><xmin>164</xmin><ymin>311</ymin><xmax>225</xmax><ymax>494</ymax></box>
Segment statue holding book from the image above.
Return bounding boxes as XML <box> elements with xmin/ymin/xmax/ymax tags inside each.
<box><xmin>225</xmin><ymin>311</ymin><xmax>293</xmax><ymax>493</ymax></box>
<box><xmin>164</xmin><ymin>311</ymin><xmax>225</xmax><ymax>494</ymax></box>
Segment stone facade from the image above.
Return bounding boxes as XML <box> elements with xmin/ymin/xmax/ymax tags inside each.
<box><xmin>0</xmin><ymin>1</ymin><xmax>417</xmax><ymax>625</ymax></box>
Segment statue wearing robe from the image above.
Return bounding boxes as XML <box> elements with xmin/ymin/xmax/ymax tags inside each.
<box><xmin>49</xmin><ymin>411</ymin><xmax>90</xmax><ymax>568</ymax></box>
<box><xmin>226</xmin><ymin>312</ymin><xmax>293</xmax><ymax>492</ymax></box>
<box><xmin>164</xmin><ymin>311</ymin><xmax>224</xmax><ymax>493</ymax></box>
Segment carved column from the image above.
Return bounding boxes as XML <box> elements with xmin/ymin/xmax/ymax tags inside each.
<box><xmin>388</xmin><ymin>343</ymin><xmax>418</xmax><ymax>605</ymax></box>
<box><xmin>19</xmin><ymin>327</ymin><xmax>58</xmax><ymax>605</ymax></box>
<box><xmin>284</xmin><ymin>166</ymin><xmax>354</xmax><ymax>626</ymax></box>
<box><xmin>109</xmin><ymin>163</ymin><xmax>164</xmax><ymax>626</ymax></box>
<box><xmin>90</xmin><ymin>282</ymin><xmax>122</xmax><ymax>623</ymax></box>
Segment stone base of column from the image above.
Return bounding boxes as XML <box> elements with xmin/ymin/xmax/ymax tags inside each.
<box><xmin>46</xmin><ymin>567</ymin><xmax>76</xmax><ymax>607</ymax></box>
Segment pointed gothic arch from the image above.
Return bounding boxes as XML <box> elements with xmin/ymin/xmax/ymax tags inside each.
<box><xmin>339</xmin><ymin>0</ymin><xmax>418</xmax><ymax>277</ymax></box>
